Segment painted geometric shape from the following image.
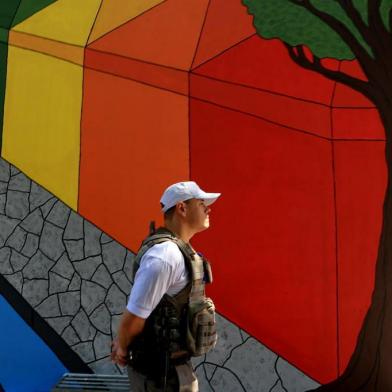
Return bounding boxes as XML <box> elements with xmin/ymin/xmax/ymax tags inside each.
<box><xmin>2</xmin><ymin>46</ymin><xmax>82</xmax><ymax>209</ymax></box>
<box><xmin>0</xmin><ymin>294</ymin><xmax>68</xmax><ymax>392</ymax></box>
<box><xmin>190</xmin><ymin>98</ymin><xmax>338</xmax><ymax>383</ymax></box>
<box><xmin>79</xmin><ymin>69</ymin><xmax>189</xmax><ymax>250</ymax></box>
<box><xmin>333</xmin><ymin>141</ymin><xmax>386</xmax><ymax>372</ymax></box>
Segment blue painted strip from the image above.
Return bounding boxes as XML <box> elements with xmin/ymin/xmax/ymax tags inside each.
<box><xmin>0</xmin><ymin>294</ymin><xmax>68</xmax><ymax>392</ymax></box>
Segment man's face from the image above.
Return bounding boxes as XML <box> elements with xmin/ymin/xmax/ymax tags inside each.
<box><xmin>183</xmin><ymin>198</ymin><xmax>211</xmax><ymax>232</ymax></box>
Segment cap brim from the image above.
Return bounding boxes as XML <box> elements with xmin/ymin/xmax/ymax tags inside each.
<box><xmin>200</xmin><ymin>192</ymin><xmax>221</xmax><ymax>206</ymax></box>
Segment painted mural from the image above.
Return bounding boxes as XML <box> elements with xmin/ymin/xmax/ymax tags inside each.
<box><xmin>0</xmin><ymin>1</ymin><xmax>390</xmax><ymax>391</ymax></box>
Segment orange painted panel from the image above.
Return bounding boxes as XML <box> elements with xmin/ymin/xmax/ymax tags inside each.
<box><xmin>79</xmin><ymin>69</ymin><xmax>189</xmax><ymax>250</ymax></box>
<box><xmin>190</xmin><ymin>73</ymin><xmax>331</xmax><ymax>138</ymax></box>
<box><xmin>190</xmin><ymin>99</ymin><xmax>338</xmax><ymax>383</ymax></box>
<box><xmin>85</xmin><ymin>47</ymin><xmax>189</xmax><ymax>95</ymax></box>
<box><xmin>191</xmin><ymin>0</ymin><xmax>255</xmax><ymax>68</ymax></box>
<box><xmin>88</xmin><ymin>0</ymin><xmax>209</xmax><ymax>71</ymax></box>
<box><xmin>334</xmin><ymin>141</ymin><xmax>386</xmax><ymax>373</ymax></box>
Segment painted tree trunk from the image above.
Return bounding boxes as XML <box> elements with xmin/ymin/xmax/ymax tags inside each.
<box><xmin>312</xmin><ymin>103</ymin><xmax>392</xmax><ymax>391</ymax></box>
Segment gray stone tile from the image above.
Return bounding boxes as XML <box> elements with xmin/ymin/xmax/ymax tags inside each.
<box><xmin>102</xmin><ymin>241</ymin><xmax>126</xmax><ymax>273</ymax></box>
<box><xmin>69</xmin><ymin>273</ymin><xmax>81</xmax><ymax>291</ymax></box>
<box><xmin>92</xmin><ymin>264</ymin><xmax>113</xmax><ymax>289</ymax></box>
<box><xmin>84</xmin><ymin>220</ymin><xmax>101</xmax><ymax>257</ymax></box>
<box><xmin>49</xmin><ymin>272</ymin><xmax>70</xmax><ymax>294</ymax></box>
<box><xmin>276</xmin><ymin>357</ymin><xmax>320</xmax><ymax>392</ymax></box>
<box><xmin>35</xmin><ymin>294</ymin><xmax>61</xmax><ymax>317</ymax></box>
<box><xmin>210</xmin><ymin>366</ymin><xmax>247</xmax><ymax>392</ymax></box>
<box><xmin>5</xmin><ymin>226</ymin><xmax>27</xmax><ymax>252</ymax></box>
<box><xmin>52</xmin><ymin>253</ymin><xmax>74</xmax><ymax>280</ymax></box>
<box><xmin>59</xmin><ymin>291</ymin><xmax>80</xmax><ymax>316</ymax></box>
<box><xmin>10</xmin><ymin>165</ymin><xmax>20</xmax><ymax>176</ymax></box>
<box><xmin>105</xmin><ymin>284</ymin><xmax>126</xmax><ymax>315</ymax></box>
<box><xmin>65</xmin><ymin>239</ymin><xmax>84</xmax><ymax>261</ymax></box>
<box><xmin>40</xmin><ymin>221</ymin><xmax>65</xmax><ymax>260</ymax></box>
<box><xmin>62</xmin><ymin>325</ymin><xmax>80</xmax><ymax>346</ymax></box>
<box><xmin>23</xmin><ymin>250</ymin><xmax>54</xmax><ymax>279</ymax></box>
<box><xmin>8</xmin><ymin>172</ymin><xmax>30</xmax><ymax>192</ymax></box>
<box><xmin>0</xmin><ymin>159</ymin><xmax>10</xmax><ymax>182</ymax></box>
<box><xmin>112</xmin><ymin>271</ymin><xmax>131</xmax><ymax>295</ymax></box>
<box><xmin>40</xmin><ymin>197</ymin><xmax>56</xmax><ymax>218</ymax></box>
<box><xmin>4</xmin><ymin>272</ymin><xmax>23</xmax><ymax>292</ymax></box>
<box><xmin>0</xmin><ymin>247</ymin><xmax>13</xmax><ymax>274</ymax></box>
<box><xmin>20</xmin><ymin>208</ymin><xmax>44</xmax><ymax>235</ymax></box>
<box><xmin>205</xmin><ymin>314</ymin><xmax>243</xmax><ymax>366</ymax></box>
<box><xmin>6</xmin><ymin>191</ymin><xmax>29</xmax><ymax>220</ymax></box>
<box><xmin>0</xmin><ymin>215</ymin><xmax>20</xmax><ymax>247</ymax></box>
<box><xmin>81</xmin><ymin>280</ymin><xmax>107</xmax><ymax>315</ymax></box>
<box><xmin>46</xmin><ymin>200</ymin><xmax>70</xmax><ymax>228</ymax></box>
<box><xmin>72</xmin><ymin>308</ymin><xmax>96</xmax><ymax>341</ymax></box>
<box><xmin>111</xmin><ymin>314</ymin><xmax>122</xmax><ymax>338</ymax></box>
<box><xmin>100</xmin><ymin>232</ymin><xmax>113</xmax><ymax>244</ymax></box>
<box><xmin>47</xmin><ymin>316</ymin><xmax>72</xmax><ymax>335</ymax></box>
<box><xmin>21</xmin><ymin>233</ymin><xmax>39</xmax><ymax>258</ymax></box>
<box><xmin>0</xmin><ymin>181</ymin><xmax>8</xmax><ymax>194</ymax></box>
<box><xmin>30</xmin><ymin>182</ymin><xmax>53</xmax><ymax>211</ymax></box>
<box><xmin>0</xmin><ymin>193</ymin><xmax>6</xmax><ymax>214</ymax></box>
<box><xmin>194</xmin><ymin>366</ymin><xmax>215</xmax><ymax>392</ymax></box>
<box><xmin>74</xmin><ymin>255</ymin><xmax>102</xmax><ymax>280</ymax></box>
<box><xmin>72</xmin><ymin>342</ymin><xmax>95</xmax><ymax>363</ymax></box>
<box><xmin>94</xmin><ymin>331</ymin><xmax>112</xmax><ymax>360</ymax></box>
<box><xmin>90</xmin><ymin>304</ymin><xmax>111</xmax><ymax>334</ymax></box>
<box><xmin>10</xmin><ymin>250</ymin><xmax>29</xmax><ymax>272</ymax></box>
<box><xmin>89</xmin><ymin>357</ymin><xmax>121</xmax><ymax>375</ymax></box>
<box><xmin>23</xmin><ymin>279</ymin><xmax>48</xmax><ymax>307</ymax></box>
<box><xmin>224</xmin><ymin>338</ymin><xmax>278</xmax><ymax>392</ymax></box>
<box><xmin>64</xmin><ymin>211</ymin><xmax>84</xmax><ymax>240</ymax></box>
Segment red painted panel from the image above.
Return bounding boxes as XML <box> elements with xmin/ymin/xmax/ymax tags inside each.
<box><xmin>193</xmin><ymin>35</ymin><xmax>336</xmax><ymax>105</ymax></box>
<box><xmin>334</xmin><ymin>141</ymin><xmax>386</xmax><ymax>373</ymax></box>
<box><xmin>333</xmin><ymin>61</ymin><xmax>373</xmax><ymax>108</ymax></box>
<box><xmin>190</xmin><ymin>99</ymin><xmax>337</xmax><ymax>383</ymax></box>
<box><xmin>79</xmin><ymin>68</ymin><xmax>189</xmax><ymax>250</ymax></box>
<box><xmin>190</xmin><ymin>73</ymin><xmax>331</xmax><ymax>138</ymax></box>
<box><xmin>332</xmin><ymin>108</ymin><xmax>385</xmax><ymax>140</ymax></box>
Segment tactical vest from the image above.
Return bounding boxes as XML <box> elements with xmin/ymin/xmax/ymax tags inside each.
<box><xmin>128</xmin><ymin>228</ymin><xmax>216</xmax><ymax>379</ymax></box>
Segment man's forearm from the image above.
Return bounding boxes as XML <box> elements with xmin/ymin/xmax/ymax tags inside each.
<box><xmin>117</xmin><ymin>310</ymin><xmax>146</xmax><ymax>351</ymax></box>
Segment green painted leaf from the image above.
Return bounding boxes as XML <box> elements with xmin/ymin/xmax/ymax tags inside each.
<box><xmin>242</xmin><ymin>0</ymin><xmax>392</xmax><ymax>60</ymax></box>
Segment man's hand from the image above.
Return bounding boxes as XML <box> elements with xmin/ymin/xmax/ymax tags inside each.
<box><xmin>111</xmin><ymin>310</ymin><xmax>146</xmax><ymax>367</ymax></box>
<box><xmin>111</xmin><ymin>338</ymin><xmax>129</xmax><ymax>367</ymax></box>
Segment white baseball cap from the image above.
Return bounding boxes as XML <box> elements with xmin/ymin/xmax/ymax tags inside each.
<box><xmin>160</xmin><ymin>181</ymin><xmax>221</xmax><ymax>212</ymax></box>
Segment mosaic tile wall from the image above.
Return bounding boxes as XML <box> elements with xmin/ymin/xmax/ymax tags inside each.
<box><xmin>0</xmin><ymin>157</ymin><xmax>319</xmax><ymax>391</ymax></box>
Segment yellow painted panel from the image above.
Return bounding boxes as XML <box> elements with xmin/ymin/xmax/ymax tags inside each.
<box><xmin>2</xmin><ymin>46</ymin><xmax>81</xmax><ymax>209</ymax></box>
<box><xmin>11</xmin><ymin>0</ymin><xmax>101</xmax><ymax>47</ymax></box>
<box><xmin>88</xmin><ymin>0</ymin><xmax>165</xmax><ymax>43</ymax></box>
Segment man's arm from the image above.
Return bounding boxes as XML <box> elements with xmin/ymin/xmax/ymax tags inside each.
<box><xmin>111</xmin><ymin>310</ymin><xmax>146</xmax><ymax>366</ymax></box>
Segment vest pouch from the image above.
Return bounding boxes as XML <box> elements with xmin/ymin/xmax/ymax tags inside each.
<box><xmin>186</xmin><ymin>297</ymin><xmax>217</xmax><ymax>356</ymax></box>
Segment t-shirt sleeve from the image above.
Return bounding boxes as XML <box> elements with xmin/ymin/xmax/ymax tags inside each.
<box><xmin>126</xmin><ymin>251</ymin><xmax>176</xmax><ymax>319</ymax></box>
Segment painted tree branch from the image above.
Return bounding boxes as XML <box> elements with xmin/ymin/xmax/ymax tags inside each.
<box><xmin>337</xmin><ymin>0</ymin><xmax>373</xmax><ymax>48</ymax></box>
<box><xmin>284</xmin><ymin>44</ymin><xmax>375</xmax><ymax>101</ymax></box>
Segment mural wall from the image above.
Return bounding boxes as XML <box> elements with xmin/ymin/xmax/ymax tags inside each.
<box><xmin>0</xmin><ymin>0</ymin><xmax>388</xmax><ymax>391</ymax></box>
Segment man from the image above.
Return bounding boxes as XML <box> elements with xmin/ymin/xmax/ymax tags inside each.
<box><xmin>111</xmin><ymin>181</ymin><xmax>221</xmax><ymax>391</ymax></box>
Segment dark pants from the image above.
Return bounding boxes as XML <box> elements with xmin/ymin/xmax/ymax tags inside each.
<box><xmin>127</xmin><ymin>366</ymin><xmax>179</xmax><ymax>392</ymax></box>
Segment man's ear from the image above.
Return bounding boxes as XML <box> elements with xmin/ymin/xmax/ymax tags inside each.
<box><xmin>177</xmin><ymin>202</ymin><xmax>187</xmax><ymax>217</ymax></box>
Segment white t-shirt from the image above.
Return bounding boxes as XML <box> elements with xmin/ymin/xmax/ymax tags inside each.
<box><xmin>126</xmin><ymin>241</ymin><xmax>189</xmax><ymax>319</ymax></box>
